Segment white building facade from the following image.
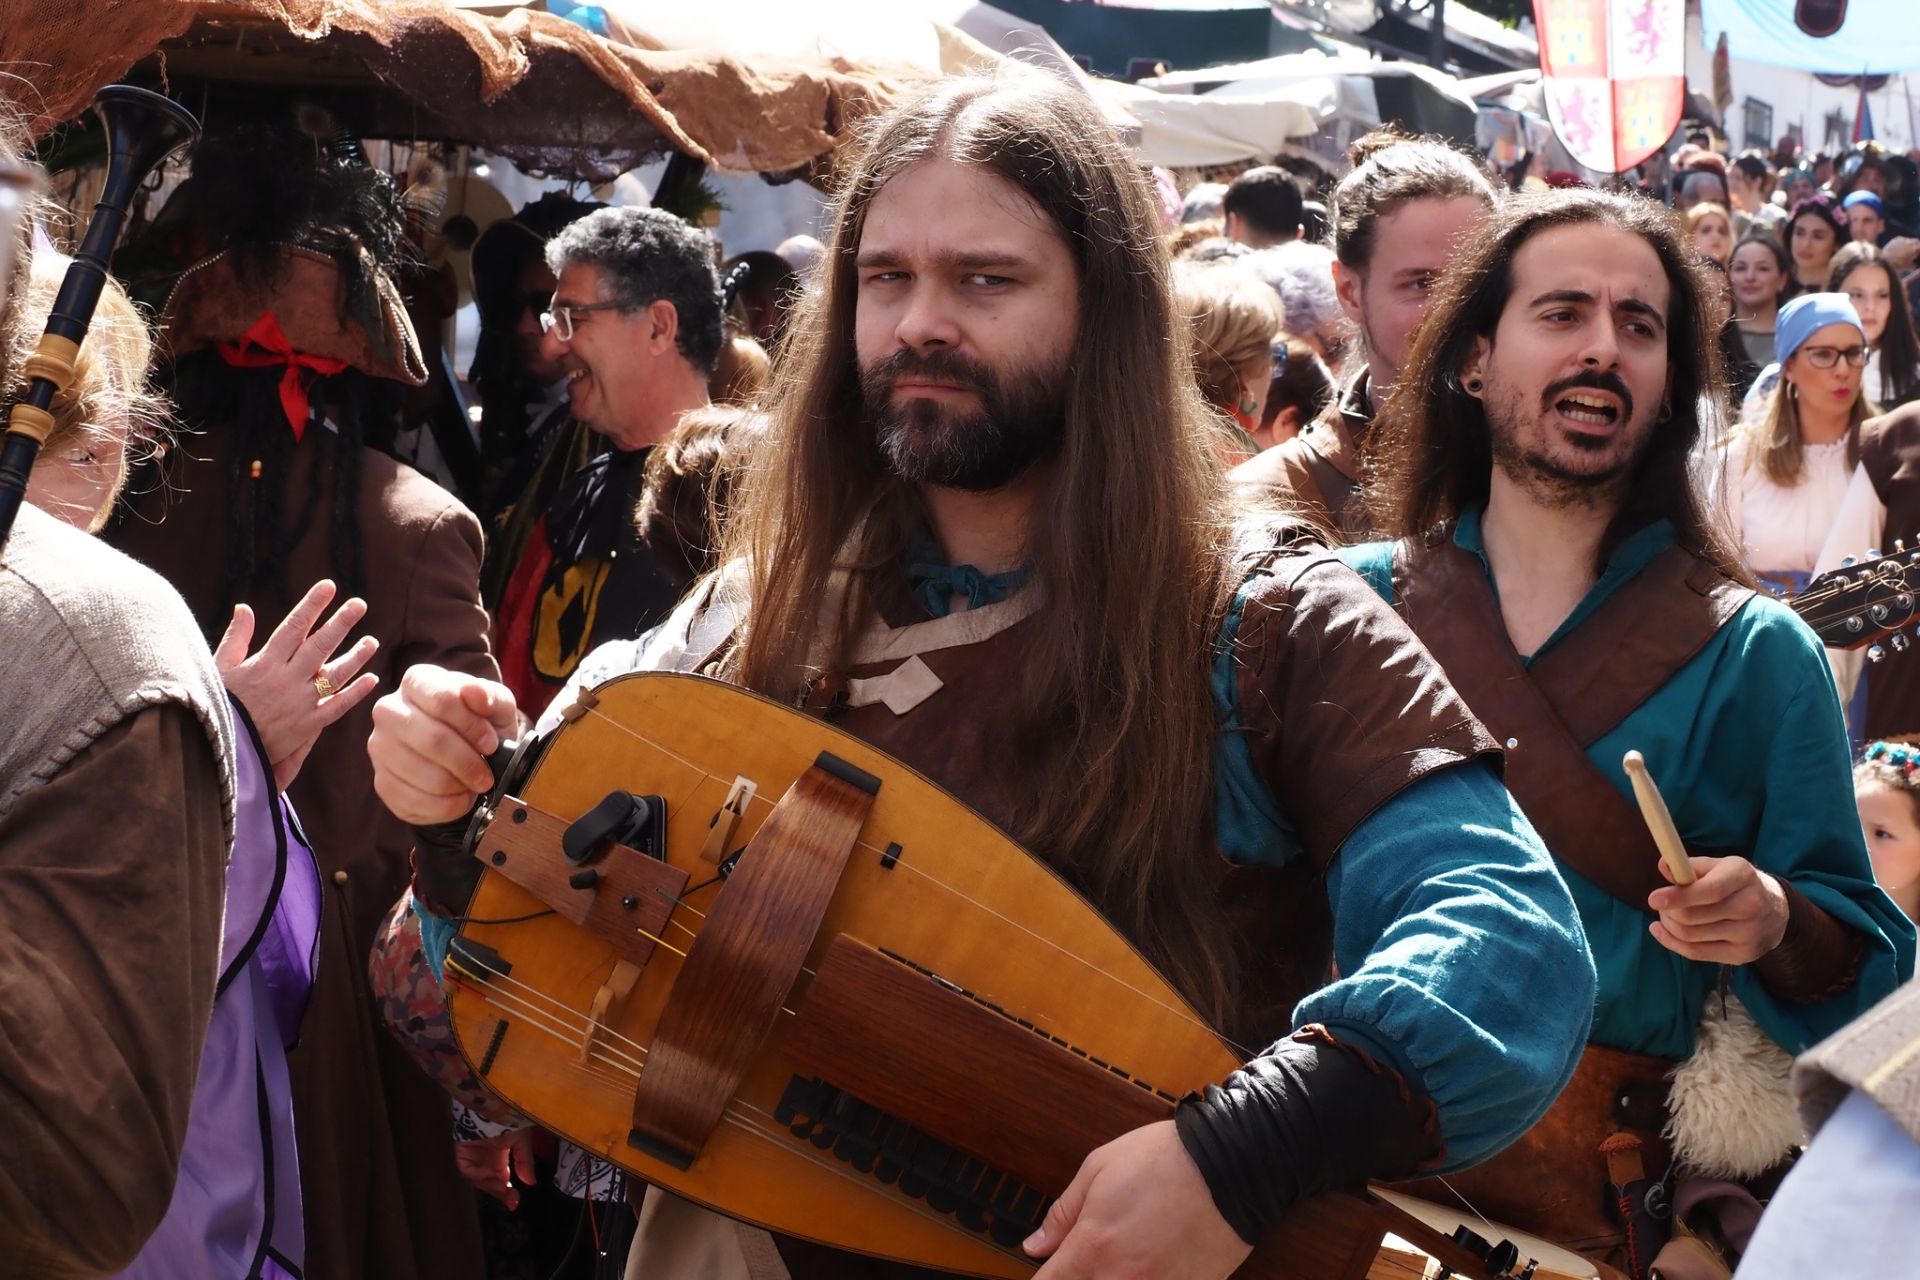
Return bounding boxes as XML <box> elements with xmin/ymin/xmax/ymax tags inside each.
<box><xmin>1688</xmin><ymin>1</ymin><xmax>1920</xmax><ymax>155</ymax></box>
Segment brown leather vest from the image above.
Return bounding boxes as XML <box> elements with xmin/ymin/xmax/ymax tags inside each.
<box><xmin>1857</xmin><ymin>407</ymin><xmax>1920</xmax><ymax>739</ymax></box>
<box><xmin>820</xmin><ymin>589</ymin><xmax>1333</xmax><ymax>1058</ymax></box>
<box><xmin>1386</xmin><ymin>530</ymin><xmax>1753</xmax><ymax>1255</ymax></box>
<box><xmin>1390</xmin><ymin>532</ymin><xmax>1753</xmax><ymax>911</ymax></box>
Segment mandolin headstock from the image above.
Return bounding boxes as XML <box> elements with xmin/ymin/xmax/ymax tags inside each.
<box><xmin>1794</xmin><ymin>539</ymin><xmax>1920</xmax><ymax>657</ymax></box>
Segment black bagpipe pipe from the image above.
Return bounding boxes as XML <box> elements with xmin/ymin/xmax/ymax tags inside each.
<box><xmin>0</xmin><ymin>85</ymin><xmax>198</xmax><ymax>555</ymax></box>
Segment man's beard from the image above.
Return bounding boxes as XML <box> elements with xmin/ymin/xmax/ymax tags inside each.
<box><xmin>1485</xmin><ymin>368</ymin><xmax>1650</xmax><ymax>509</ymax></box>
<box><xmin>859</xmin><ymin>348</ymin><xmax>1067</xmax><ymax>492</ymax></box>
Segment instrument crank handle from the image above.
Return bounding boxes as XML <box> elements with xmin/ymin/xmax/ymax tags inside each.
<box><xmin>485</xmin><ymin>738</ymin><xmax>519</xmax><ymax>785</ymax></box>
<box><xmin>462</xmin><ymin>733</ymin><xmax>543</xmax><ymax>857</ymax></box>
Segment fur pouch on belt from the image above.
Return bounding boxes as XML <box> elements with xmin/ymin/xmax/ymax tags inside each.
<box><xmin>1662</xmin><ymin>993</ymin><xmax>1802</xmax><ymax>1179</ymax></box>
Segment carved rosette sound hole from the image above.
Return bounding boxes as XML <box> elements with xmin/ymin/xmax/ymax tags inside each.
<box><xmin>774</xmin><ymin>1076</ymin><xmax>1051</xmax><ymax>1249</ymax></box>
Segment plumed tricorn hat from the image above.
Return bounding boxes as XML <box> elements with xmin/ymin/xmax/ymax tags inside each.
<box><xmin>159</xmin><ymin>243</ymin><xmax>428</xmax><ymax>387</ymax></box>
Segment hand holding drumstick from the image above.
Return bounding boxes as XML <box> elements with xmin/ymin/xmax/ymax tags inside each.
<box><xmin>1626</xmin><ymin>751</ymin><xmax>1790</xmax><ymax>965</ymax></box>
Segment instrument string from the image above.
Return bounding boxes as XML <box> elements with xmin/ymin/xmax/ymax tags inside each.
<box><xmin>455</xmin><ymin>968</ymin><xmax>1510</xmax><ymax>1280</ymax></box>
<box><xmin>453</xmin><ymin>953</ymin><xmax>805</xmax><ymax>1077</ymax></box>
<box><xmin>574</xmin><ymin>704</ymin><xmax>1257</xmax><ymax>1059</ymax></box>
<box><xmin>471</xmin><ymin>988</ymin><xmax>1455</xmax><ymax>1279</ymax></box>
<box><xmin>452</xmin><ymin>983</ymin><xmax>1037</xmax><ymax>1268</ymax></box>
<box><xmin>1793</xmin><ymin>566</ymin><xmax>1919</xmax><ymax>630</ymax></box>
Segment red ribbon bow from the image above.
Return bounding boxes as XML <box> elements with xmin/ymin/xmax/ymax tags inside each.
<box><xmin>215</xmin><ymin>312</ymin><xmax>348</xmax><ymax>442</ymax></box>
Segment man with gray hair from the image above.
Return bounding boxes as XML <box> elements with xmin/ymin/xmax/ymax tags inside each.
<box><xmin>490</xmin><ymin>205</ymin><xmax>723</xmax><ymax>718</ymax></box>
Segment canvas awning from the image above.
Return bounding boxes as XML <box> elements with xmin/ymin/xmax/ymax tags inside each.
<box><xmin>1089</xmin><ymin>78</ymin><xmax>1319</xmax><ymax>167</ymax></box>
<box><xmin>1140</xmin><ymin>51</ymin><xmax>1482</xmax><ymax>151</ymax></box>
<box><xmin>0</xmin><ymin>0</ymin><xmax>941</xmax><ymax>181</ymax></box>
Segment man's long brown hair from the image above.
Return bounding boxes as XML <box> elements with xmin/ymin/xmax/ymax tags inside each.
<box><xmin>1369</xmin><ymin>188</ymin><xmax>1752</xmax><ymax>583</ymax></box>
<box><xmin>719</xmin><ymin>73</ymin><xmax>1242</xmax><ymax>1020</ymax></box>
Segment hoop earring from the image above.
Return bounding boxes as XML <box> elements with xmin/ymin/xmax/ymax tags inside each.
<box><xmin>1465</xmin><ymin>377</ymin><xmax>1483</xmax><ymax>394</ymax></box>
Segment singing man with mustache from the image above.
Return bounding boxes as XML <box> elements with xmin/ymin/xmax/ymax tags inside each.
<box><xmin>1340</xmin><ymin>187</ymin><xmax>1914</xmax><ymax>1274</ymax></box>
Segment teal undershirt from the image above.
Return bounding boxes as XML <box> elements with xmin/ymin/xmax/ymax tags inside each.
<box><xmin>1340</xmin><ymin>507</ymin><xmax>1916</xmax><ymax>1060</ymax></box>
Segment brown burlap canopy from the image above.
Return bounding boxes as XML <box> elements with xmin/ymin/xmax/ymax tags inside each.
<box><xmin>0</xmin><ymin>0</ymin><xmax>934</xmax><ymax>180</ymax></box>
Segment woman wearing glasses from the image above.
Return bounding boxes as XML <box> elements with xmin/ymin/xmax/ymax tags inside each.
<box><xmin>1737</xmin><ymin>240</ymin><xmax>1920</xmax><ymax>422</ymax></box>
<box><xmin>1723</xmin><ymin>294</ymin><xmax>1873</xmax><ymax>598</ymax></box>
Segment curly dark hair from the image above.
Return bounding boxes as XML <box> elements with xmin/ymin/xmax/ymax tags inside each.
<box><xmin>546</xmin><ymin>207</ymin><xmax>725</xmax><ymax>374</ymax></box>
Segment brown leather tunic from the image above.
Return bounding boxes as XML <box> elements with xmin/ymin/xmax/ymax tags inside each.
<box><xmin>762</xmin><ymin>543</ymin><xmax>1500</xmax><ymax>1278</ymax></box>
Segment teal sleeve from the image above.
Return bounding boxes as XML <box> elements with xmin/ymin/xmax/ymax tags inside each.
<box><xmin>1298</xmin><ymin>762</ymin><xmax>1596</xmax><ymax>1171</ymax></box>
<box><xmin>418</xmin><ymin>897</ymin><xmax>457</xmax><ymax>984</ymax></box>
<box><xmin>1575</xmin><ymin>596</ymin><xmax>1913</xmax><ymax>1058</ymax></box>
<box><xmin>1728</xmin><ymin>651</ymin><xmax>1916</xmax><ymax>1050</ymax></box>
<box><xmin>1333</xmin><ymin>540</ymin><xmax>1397</xmax><ymax>603</ymax></box>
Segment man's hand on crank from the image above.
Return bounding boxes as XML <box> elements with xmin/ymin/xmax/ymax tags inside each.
<box><xmin>1647</xmin><ymin>854</ymin><xmax>1789</xmax><ymax>965</ymax></box>
<box><xmin>1024</xmin><ymin>1120</ymin><xmax>1253</xmax><ymax>1280</ymax></box>
<box><xmin>369</xmin><ymin>664</ymin><xmax>521</xmax><ymax>825</ymax></box>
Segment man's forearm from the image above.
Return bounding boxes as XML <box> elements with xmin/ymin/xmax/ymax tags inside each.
<box><xmin>1173</xmin><ymin>1024</ymin><xmax>1441</xmax><ymax>1244</ymax></box>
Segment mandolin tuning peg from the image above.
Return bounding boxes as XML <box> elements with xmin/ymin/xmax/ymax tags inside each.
<box><xmin>1842</xmin><ymin>556</ymin><xmax>1858</xmax><ymax>568</ymax></box>
<box><xmin>1899</xmin><ymin>539</ymin><xmax>1909</xmax><ymax>553</ymax></box>
<box><xmin>1870</xmin><ymin>549</ymin><xmax>1884</xmax><ymax>560</ymax></box>
<box><xmin>1848</xmin><ymin>615</ymin><xmax>1866</xmax><ymax>633</ymax></box>
<box><xmin>1894</xmin><ymin>633</ymin><xmax>1912</xmax><ymax>653</ymax></box>
<box><xmin>1902</xmin><ymin>594</ymin><xmax>1916</xmax><ymax>611</ymax></box>
<box><xmin>1870</xmin><ymin>644</ymin><xmax>1889</xmax><ymax>663</ymax></box>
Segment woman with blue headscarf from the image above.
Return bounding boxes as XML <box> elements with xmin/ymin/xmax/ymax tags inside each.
<box><xmin>1723</xmin><ymin>293</ymin><xmax>1873</xmax><ymax>597</ymax></box>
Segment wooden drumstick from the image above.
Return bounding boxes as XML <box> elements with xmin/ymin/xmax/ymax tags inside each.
<box><xmin>1623</xmin><ymin>750</ymin><xmax>1697</xmax><ymax>886</ymax></box>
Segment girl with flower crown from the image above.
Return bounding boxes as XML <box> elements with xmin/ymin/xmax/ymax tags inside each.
<box><xmin>1857</xmin><ymin>741</ymin><xmax>1920</xmax><ymax>922</ymax></box>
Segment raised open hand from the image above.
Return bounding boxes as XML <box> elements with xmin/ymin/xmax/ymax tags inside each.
<box><xmin>215</xmin><ymin>578</ymin><xmax>380</xmax><ymax>789</ymax></box>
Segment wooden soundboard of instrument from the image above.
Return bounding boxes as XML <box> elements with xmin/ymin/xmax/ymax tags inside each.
<box><xmin>444</xmin><ymin>672</ymin><xmax>1605</xmax><ymax>1280</ymax></box>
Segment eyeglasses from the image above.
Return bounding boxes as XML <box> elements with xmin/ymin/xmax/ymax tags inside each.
<box><xmin>1800</xmin><ymin>344</ymin><xmax>1870</xmax><ymax>369</ymax></box>
<box><xmin>539</xmin><ymin>300</ymin><xmax>626</xmax><ymax>342</ymax></box>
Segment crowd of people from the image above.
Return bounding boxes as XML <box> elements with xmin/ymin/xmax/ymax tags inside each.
<box><xmin>9</xmin><ymin>64</ymin><xmax>1920</xmax><ymax>1280</ymax></box>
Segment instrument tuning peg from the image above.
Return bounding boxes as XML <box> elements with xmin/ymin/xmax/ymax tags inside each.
<box><xmin>1894</xmin><ymin>633</ymin><xmax>1912</xmax><ymax>653</ymax></box>
<box><xmin>1899</xmin><ymin>539</ymin><xmax>1909</xmax><ymax>553</ymax></box>
<box><xmin>1842</xmin><ymin>555</ymin><xmax>1857</xmax><ymax>568</ymax></box>
<box><xmin>1870</xmin><ymin>549</ymin><xmax>1884</xmax><ymax>559</ymax></box>
<box><xmin>1848</xmin><ymin>615</ymin><xmax>1866</xmax><ymax>633</ymax></box>
<box><xmin>1870</xmin><ymin>644</ymin><xmax>1889</xmax><ymax>663</ymax></box>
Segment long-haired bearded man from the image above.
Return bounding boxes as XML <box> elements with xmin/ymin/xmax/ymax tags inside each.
<box><xmin>368</xmin><ymin>74</ymin><xmax>1595</xmax><ymax>1280</ymax></box>
<box><xmin>1340</xmin><ymin>187</ymin><xmax>1915</xmax><ymax>1274</ymax></box>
